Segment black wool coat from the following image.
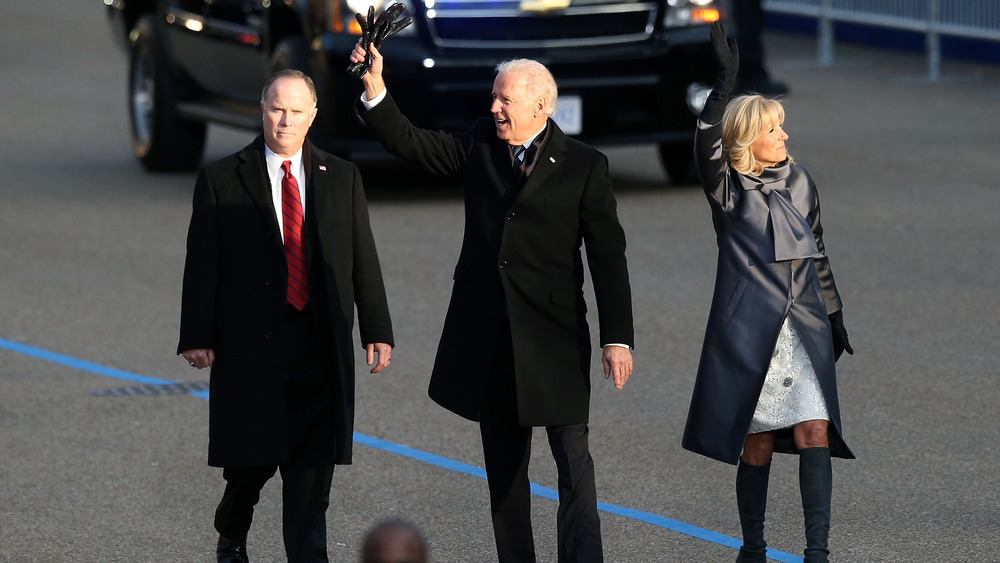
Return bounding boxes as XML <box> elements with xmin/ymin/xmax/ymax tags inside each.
<box><xmin>359</xmin><ymin>92</ymin><xmax>634</xmax><ymax>426</ymax></box>
<box><xmin>682</xmin><ymin>121</ymin><xmax>854</xmax><ymax>465</ymax></box>
<box><xmin>178</xmin><ymin>136</ymin><xmax>393</xmax><ymax>468</ymax></box>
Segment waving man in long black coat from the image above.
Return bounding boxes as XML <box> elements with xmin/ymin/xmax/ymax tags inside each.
<box><xmin>350</xmin><ymin>41</ymin><xmax>634</xmax><ymax>563</ymax></box>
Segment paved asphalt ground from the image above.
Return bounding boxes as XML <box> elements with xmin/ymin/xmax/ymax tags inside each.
<box><xmin>2</xmin><ymin>2</ymin><xmax>999</xmax><ymax>561</ymax></box>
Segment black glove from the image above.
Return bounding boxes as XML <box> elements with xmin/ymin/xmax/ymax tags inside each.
<box><xmin>373</xmin><ymin>3</ymin><xmax>411</xmax><ymax>47</ymax></box>
<box><xmin>347</xmin><ymin>3</ymin><xmax>413</xmax><ymax>78</ymax></box>
<box><xmin>700</xmin><ymin>21</ymin><xmax>739</xmax><ymax>125</ymax></box>
<box><xmin>828</xmin><ymin>309</ymin><xmax>854</xmax><ymax>361</ymax></box>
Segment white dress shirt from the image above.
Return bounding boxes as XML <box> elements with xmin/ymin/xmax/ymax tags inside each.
<box><xmin>264</xmin><ymin>145</ymin><xmax>306</xmax><ymax>243</ymax></box>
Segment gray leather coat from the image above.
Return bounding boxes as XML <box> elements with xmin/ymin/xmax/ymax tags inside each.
<box><xmin>681</xmin><ymin>121</ymin><xmax>855</xmax><ymax>465</ymax></box>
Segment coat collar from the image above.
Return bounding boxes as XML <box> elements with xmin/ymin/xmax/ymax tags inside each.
<box><xmin>235</xmin><ymin>136</ymin><xmax>279</xmax><ymax>230</ymax></box>
<box><xmin>736</xmin><ymin>161</ymin><xmax>821</xmax><ymax>261</ymax></box>
<box><xmin>737</xmin><ymin>159</ymin><xmax>792</xmax><ymax>191</ymax></box>
<box><xmin>506</xmin><ymin>118</ymin><xmax>567</xmax><ymax>202</ymax></box>
<box><xmin>235</xmin><ymin>135</ymin><xmax>329</xmax><ymax>234</ymax></box>
<box><xmin>492</xmin><ymin>118</ymin><xmax>568</xmax><ymax>199</ymax></box>
<box><xmin>305</xmin><ymin>142</ymin><xmax>335</xmax><ymax>238</ymax></box>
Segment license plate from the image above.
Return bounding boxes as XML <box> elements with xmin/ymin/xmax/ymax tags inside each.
<box><xmin>552</xmin><ymin>95</ymin><xmax>582</xmax><ymax>135</ymax></box>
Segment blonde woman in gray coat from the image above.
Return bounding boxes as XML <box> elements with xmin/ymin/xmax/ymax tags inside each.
<box><xmin>682</xmin><ymin>23</ymin><xmax>854</xmax><ymax>563</ymax></box>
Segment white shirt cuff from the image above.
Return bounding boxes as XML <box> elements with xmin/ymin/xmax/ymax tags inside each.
<box><xmin>361</xmin><ymin>88</ymin><xmax>387</xmax><ymax>110</ymax></box>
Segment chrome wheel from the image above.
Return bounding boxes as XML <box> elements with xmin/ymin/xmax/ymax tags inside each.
<box><xmin>130</xmin><ymin>51</ymin><xmax>154</xmax><ymax>151</ymax></box>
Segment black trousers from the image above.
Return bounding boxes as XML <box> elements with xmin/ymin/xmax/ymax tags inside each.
<box><xmin>214</xmin><ymin>464</ymin><xmax>334</xmax><ymax>562</ymax></box>
<box><xmin>479</xmin><ymin>325</ymin><xmax>603</xmax><ymax>563</ymax></box>
<box><xmin>213</xmin><ymin>304</ymin><xmax>337</xmax><ymax>563</ymax></box>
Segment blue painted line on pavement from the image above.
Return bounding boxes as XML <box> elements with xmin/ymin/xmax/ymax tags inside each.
<box><xmin>1</xmin><ymin>338</ymin><xmax>173</xmax><ymax>386</ymax></box>
<box><xmin>0</xmin><ymin>338</ymin><xmax>802</xmax><ymax>562</ymax></box>
<box><xmin>352</xmin><ymin>432</ymin><xmax>487</xmax><ymax>480</ymax></box>
<box><xmin>356</xmin><ymin>433</ymin><xmax>801</xmax><ymax>563</ymax></box>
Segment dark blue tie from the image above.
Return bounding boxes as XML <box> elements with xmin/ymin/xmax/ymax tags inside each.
<box><xmin>512</xmin><ymin>144</ymin><xmax>528</xmax><ymax>183</ymax></box>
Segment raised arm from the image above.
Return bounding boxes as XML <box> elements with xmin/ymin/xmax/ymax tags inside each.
<box><xmin>350</xmin><ymin>41</ymin><xmax>469</xmax><ymax>178</ymax></box>
<box><xmin>694</xmin><ymin>22</ymin><xmax>739</xmax><ymax>207</ymax></box>
<box><xmin>350</xmin><ymin>41</ymin><xmax>386</xmax><ymax>102</ymax></box>
<box><xmin>701</xmin><ymin>21</ymin><xmax>739</xmax><ymax>127</ymax></box>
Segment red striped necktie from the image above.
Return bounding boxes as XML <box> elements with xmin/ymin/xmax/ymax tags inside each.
<box><xmin>281</xmin><ymin>160</ymin><xmax>309</xmax><ymax>310</ymax></box>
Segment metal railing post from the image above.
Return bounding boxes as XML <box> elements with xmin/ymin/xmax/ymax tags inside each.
<box><xmin>765</xmin><ymin>0</ymin><xmax>1000</xmax><ymax>82</ymax></box>
<box><xmin>817</xmin><ymin>0</ymin><xmax>834</xmax><ymax>66</ymax></box>
<box><xmin>927</xmin><ymin>0</ymin><xmax>942</xmax><ymax>81</ymax></box>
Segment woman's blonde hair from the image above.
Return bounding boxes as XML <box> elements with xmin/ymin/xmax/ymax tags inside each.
<box><xmin>722</xmin><ymin>94</ymin><xmax>793</xmax><ymax>175</ymax></box>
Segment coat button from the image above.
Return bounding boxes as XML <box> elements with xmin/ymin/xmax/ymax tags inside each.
<box><xmin>499</xmin><ymin>260</ymin><xmax>508</xmax><ymax>270</ymax></box>
<box><xmin>265</xmin><ymin>332</ymin><xmax>274</xmax><ymax>340</ymax></box>
<box><xmin>264</xmin><ymin>278</ymin><xmax>273</xmax><ymax>286</ymax></box>
<box><xmin>506</xmin><ymin>212</ymin><xmax>516</xmax><ymax>221</ymax></box>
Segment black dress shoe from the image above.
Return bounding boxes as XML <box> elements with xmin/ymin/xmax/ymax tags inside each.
<box><xmin>217</xmin><ymin>534</ymin><xmax>249</xmax><ymax>563</ymax></box>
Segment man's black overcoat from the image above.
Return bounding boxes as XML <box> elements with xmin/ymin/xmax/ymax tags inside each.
<box><xmin>178</xmin><ymin>136</ymin><xmax>394</xmax><ymax>468</ymax></box>
<box><xmin>360</xmin><ymin>92</ymin><xmax>633</xmax><ymax>426</ymax></box>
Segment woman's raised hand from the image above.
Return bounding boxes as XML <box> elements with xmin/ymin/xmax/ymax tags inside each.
<box><xmin>710</xmin><ymin>21</ymin><xmax>739</xmax><ymax>98</ymax></box>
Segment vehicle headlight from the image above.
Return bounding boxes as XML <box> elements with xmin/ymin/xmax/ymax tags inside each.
<box><xmin>686</xmin><ymin>82</ymin><xmax>712</xmax><ymax>115</ymax></box>
<box><xmin>663</xmin><ymin>0</ymin><xmax>721</xmax><ymax>28</ymax></box>
<box><xmin>345</xmin><ymin>0</ymin><xmax>385</xmax><ymax>16</ymax></box>
<box><xmin>332</xmin><ymin>0</ymin><xmax>416</xmax><ymax>38</ymax></box>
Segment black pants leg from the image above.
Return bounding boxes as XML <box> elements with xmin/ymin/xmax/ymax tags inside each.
<box><xmin>481</xmin><ymin>418</ymin><xmax>536</xmax><ymax>563</ymax></box>
<box><xmin>279</xmin><ymin>303</ymin><xmax>337</xmax><ymax>562</ymax></box>
<box><xmin>547</xmin><ymin>424</ymin><xmax>603</xmax><ymax>563</ymax></box>
<box><xmin>280</xmin><ymin>464</ymin><xmax>335</xmax><ymax>563</ymax></box>
<box><xmin>214</xmin><ymin>463</ymin><xmax>335</xmax><ymax>562</ymax></box>
<box><xmin>480</xmin><ymin>327</ymin><xmax>536</xmax><ymax>563</ymax></box>
<box><xmin>479</xmin><ymin>323</ymin><xmax>603</xmax><ymax>563</ymax></box>
<box><xmin>215</xmin><ymin>465</ymin><xmax>279</xmax><ymax>541</ymax></box>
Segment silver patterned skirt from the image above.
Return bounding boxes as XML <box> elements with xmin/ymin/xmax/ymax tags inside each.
<box><xmin>748</xmin><ymin>316</ymin><xmax>830</xmax><ymax>434</ymax></box>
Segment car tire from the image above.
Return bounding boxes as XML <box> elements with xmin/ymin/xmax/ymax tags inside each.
<box><xmin>128</xmin><ymin>14</ymin><xmax>206</xmax><ymax>172</ymax></box>
<box><xmin>658</xmin><ymin>143</ymin><xmax>699</xmax><ymax>186</ymax></box>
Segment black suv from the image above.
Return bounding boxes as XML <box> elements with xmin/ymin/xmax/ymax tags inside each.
<box><xmin>106</xmin><ymin>0</ymin><xmax>724</xmax><ymax>183</ymax></box>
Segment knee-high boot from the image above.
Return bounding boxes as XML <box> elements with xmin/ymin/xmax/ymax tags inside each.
<box><xmin>735</xmin><ymin>459</ymin><xmax>770</xmax><ymax>563</ymax></box>
<box><xmin>799</xmin><ymin>447</ymin><xmax>832</xmax><ymax>563</ymax></box>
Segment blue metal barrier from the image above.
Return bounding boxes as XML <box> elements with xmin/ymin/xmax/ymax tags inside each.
<box><xmin>763</xmin><ymin>0</ymin><xmax>1000</xmax><ymax>80</ymax></box>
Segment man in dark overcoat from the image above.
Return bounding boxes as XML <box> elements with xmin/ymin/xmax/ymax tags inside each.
<box><xmin>349</xmin><ymin>43</ymin><xmax>634</xmax><ymax>563</ymax></box>
<box><xmin>178</xmin><ymin>69</ymin><xmax>393</xmax><ymax>563</ymax></box>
